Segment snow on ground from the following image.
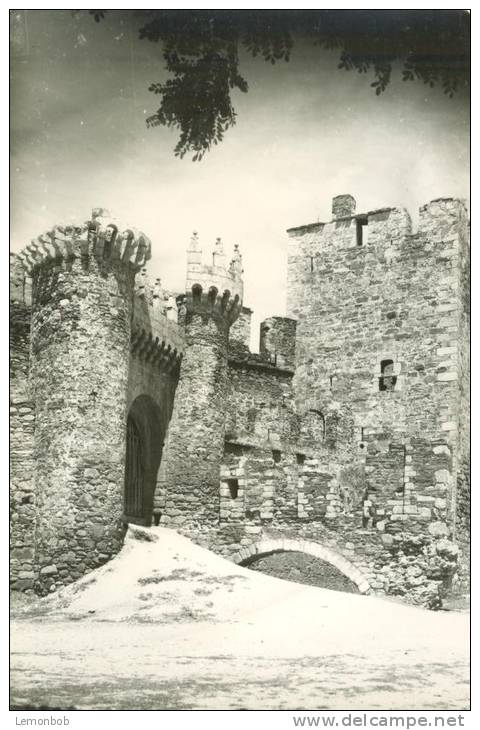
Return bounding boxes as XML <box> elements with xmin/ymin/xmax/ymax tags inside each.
<box><xmin>10</xmin><ymin>526</ymin><xmax>470</xmax><ymax>711</ymax></box>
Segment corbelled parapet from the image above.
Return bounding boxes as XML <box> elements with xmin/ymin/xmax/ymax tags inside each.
<box><xmin>17</xmin><ymin>207</ymin><xmax>151</xmax><ymax>274</ymax></box>
<box><xmin>185</xmin><ymin>232</ymin><xmax>244</xmax><ymax>327</ymax></box>
<box><xmin>132</xmin><ymin>268</ymin><xmax>184</xmax><ymax>374</ymax></box>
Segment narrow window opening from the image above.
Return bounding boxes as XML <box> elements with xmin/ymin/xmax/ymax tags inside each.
<box><xmin>272</xmin><ymin>449</ymin><xmax>282</xmax><ymax>464</ymax></box>
<box><xmin>103</xmin><ymin>225</ymin><xmax>117</xmax><ymax>259</ymax></box>
<box><xmin>356</xmin><ymin>217</ymin><xmax>368</xmax><ymax>247</ymax></box>
<box><xmin>310</xmin><ymin>256</ymin><xmax>314</xmax><ymax>272</ymax></box>
<box><xmin>359</xmin><ymin>427</ymin><xmax>365</xmax><ymax>449</ymax></box>
<box><xmin>246</xmin><ymin>408</ymin><xmax>257</xmax><ymax>433</ymax></box>
<box><xmin>362</xmin><ymin>487</ymin><xmax>378</xmax><ymax>528</ymax></box>
<box><xmin>379</xmin><ymin>359</ymin><xmax>397</xmax><ymax>391</ymax></box>
<box><xmin>228</xmin><ymin>478</ymin><xmax>239</xmax><ymax>500</ymax></box>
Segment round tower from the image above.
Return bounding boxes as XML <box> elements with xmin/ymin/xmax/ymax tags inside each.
<box><xmin>18</xmin><ymin>210</ymin><xmax>151</xmax><ymax>594</ymax></box>
<box><xmin>157</xmin><ymin>233</ymin><xmax>243</xmax><ymax>526</ymax></box>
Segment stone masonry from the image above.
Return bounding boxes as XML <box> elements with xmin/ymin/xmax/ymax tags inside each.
<box><xmin>10</xmin><ymin>195</ymin><xmax>470</xmax><ymax>606</ymax></box>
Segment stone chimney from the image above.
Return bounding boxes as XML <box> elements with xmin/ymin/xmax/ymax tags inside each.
<box><xmin>332</xmin><ymin>194</ymin><xmax>356</xmax><ymax>220</ymax></box>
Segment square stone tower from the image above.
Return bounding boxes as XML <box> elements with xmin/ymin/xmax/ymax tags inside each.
<box><xmin>286</xmin><ymin>195</ymin><xmax>470</xmax><ymax>584</ymax></box>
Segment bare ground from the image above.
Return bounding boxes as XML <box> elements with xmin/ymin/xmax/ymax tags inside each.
<box><xmin>10</xmin><ymin>526</ymin><xmax>470</xmax><ymax>711</ymax></box>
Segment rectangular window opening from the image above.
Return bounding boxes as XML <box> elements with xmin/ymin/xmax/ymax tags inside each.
<box><xmin>356</xmin><ymin>217</ymin><xmax>368</xmax><ymax>247</ymax></box>
<box><xmin>227</xmin><ymin>478</ymin><xmax>239</xmax><ymax>499</ymax></box>
<box><xmin>379</xmin><ymin>359</ymin><xmax>397</xmax><ymax>391</ymax></box>
<box><xmin>296</xmin><ymin>453</ymin><xmax>306</xmax><ymax>465</ymax></box>
<box><xmin>272</xmin><ymin>449</ymin><xmax>282</xmax><ymax>464</ymax></box>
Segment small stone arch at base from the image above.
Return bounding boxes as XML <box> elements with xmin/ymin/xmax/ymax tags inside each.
<box><xmin>233</xmin><ymin>538</ymin><xmax>371</xmax><ymax>594</ymax></box>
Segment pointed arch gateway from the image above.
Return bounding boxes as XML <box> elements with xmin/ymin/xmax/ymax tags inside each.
<box><xmin>233</xmin><ymin>538</ymin><xmax>371</xmax><ymax>594</ymax></box>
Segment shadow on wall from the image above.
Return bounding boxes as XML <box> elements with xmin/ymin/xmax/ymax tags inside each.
<box><xmin>240</xmin><ymin>550</ymin><xmax>360</xmax><ymax>594</ymax></box>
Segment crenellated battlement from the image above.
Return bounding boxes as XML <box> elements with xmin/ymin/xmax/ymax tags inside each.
<box><xmin>134</xmin><ymin>267</ymin><xmax>180</xmax><ymax>322</ymax></box>
<box><xmin>287</xmin><ymin>194</ymin><xmax>412</xmax><ymax>248</ymax></box>
<box><xmin>17</xmin><ymin>207</ymin><xmax>151</xmax><ymax>274</ymax></box>
<box><xmin>287</xmin><ymin>194</ymin><xmax>469</xmax><ymax>247</ymax></box>
<box><xmin>418</xmin><ymin>197</ymin><xmax>469</xmax><ymax>240</ymax></box>
<box><xmin>185</xmin><ymin>232</ymin><xmax>244</xmax><ymax>325</ymax></box>
<box><xmin>286</xmin><ymin>193</ymin><xmax>469</xmax><ymax>319</ymax></box>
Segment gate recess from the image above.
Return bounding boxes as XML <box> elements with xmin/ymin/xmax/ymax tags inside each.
<box><xmin>124</xmin><ymin>415</ymin><xmax>144</xmax><ymax>518</ymax></box>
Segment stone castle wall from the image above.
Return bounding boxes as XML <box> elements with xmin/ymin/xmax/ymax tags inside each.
<box><xmin>287</xmin><ymin>200</ymin><xmax>466</xmax><ymax>444</ymax></box>
<box><xmin>10</xmin><ymin>256</ymin><xmax>36</xmax><ymax>591</ymax></box>
<box><xmin>259</xmin><ymin>316</ymin><xmax>297</xmax><ymax>369</ymax></box>
<box><xmin>283</xmin><ymin>196</ymin><xmax>469</xmax><ymax>600</ymax></box>
<box><xmin>9</xmin><ymin>196</ymin><xmax>469</xmax><ymax>606</ymax></box>
<box><xmin>230</xmin><ymin>306</ymin><xmax>253</xmax><ymax>350</ymax></box>
<box><xmin>127</xmin><ymin>271</ymin><xmax>184</xmax><ymax>527</ymax></box>
<box><xmin>454</xmin><ymin>213</ymin><xmax>470</xmax><ymax>592</ymax></box>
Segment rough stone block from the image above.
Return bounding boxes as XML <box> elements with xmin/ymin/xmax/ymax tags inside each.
<box><xmin>40</xmin><ymin>565</ymin><xmax>58</xmax><ymax>576</ymax></box>
<box><xmin>18</xmin><ymin>571</ymin><xmax>35</xmax><ymax>580</ymax></box>
<box><xmin>437</xmin><ymin>372</ymin><xmax>458</xmax><ymax>382</ymax></box>
<box><xmin>435</xmin><ymin>469</ymin><xmax>451</xmax><ymax>484</ymax></box>
<box><xmin>433</xmin><ymin>445</ymin><xmax>451</xmax><ymax>456</ymax></box>
<box><xmin>428</xmin><ymin>521</ymin><xmax>449</xmax><ymax>537</ymax></box>
<box><xmin>441</xmin><ymin>421</ymin><xmax>457</xmax><ymax>431</ymax></box>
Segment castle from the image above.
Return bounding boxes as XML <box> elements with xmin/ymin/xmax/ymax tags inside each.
<box><xmin>10</xmin><ymin>194</ymin><xmax>470</xmax><ymax>607</ymax></box>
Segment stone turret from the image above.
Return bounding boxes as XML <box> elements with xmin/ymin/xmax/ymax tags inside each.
<box><xmin>184</xmin><ymin>232</ymin><xmax>243</xmax><ymax>321</ymax></box>
<box><xmin>156</xmin><ymin>233</ymin><xmax>243</xmax><ymax>526</ymax></box>
<box><xmin>19</xmin><ymin>209</ymin><xmax>151</xmax><ymax>594</ymax></box>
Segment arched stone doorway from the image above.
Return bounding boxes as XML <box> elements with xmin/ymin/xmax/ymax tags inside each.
<box><xmin>233</xmin><ymin>538</ymin><xmax>370</xmax><ymax>594</ymax></box>
<box><xmin>243</xmin><ymin>551</ymin><xmax>360</xmax><ymax>594</ymax></box>
<box><xmin>124</xmin><ymin>395</ymin><xmax>164</xmax><ymax>526</ymax></box>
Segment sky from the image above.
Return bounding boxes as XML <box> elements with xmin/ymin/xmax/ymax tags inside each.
<box><xmin>10</xmin><ymin>10</ymin><xmax>470</xmax><ymax>349</ymax></box>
